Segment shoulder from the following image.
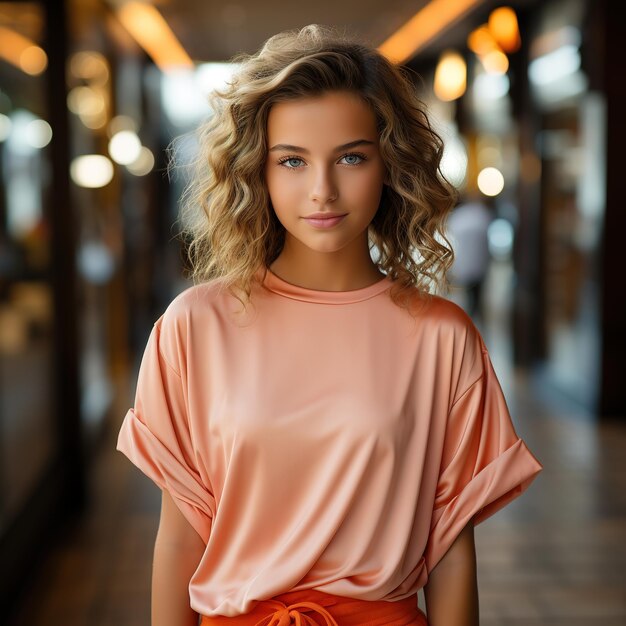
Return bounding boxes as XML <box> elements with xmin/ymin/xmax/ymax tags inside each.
<box><xmin>405</xmin><ymin>290</ymin><xmax>481</xmax><ymax>342</ymax></box>
<box><xmin>426</xmin><ymin>294</ymin><xmax>484</xmax><ymax>353</ymax></box>
<box><xmin>153</xmin><ymin>278</ymin><xmax>230</xmax><ymax>358</ymax></box>
<box><xmin>419</xmin><ymin>292</ymin><xmax>471</xmax><ymax>322</ymax></box>
<box><xmin>158</xmin><ymin>277</ymin><xmax>230</xmax><ymax>325</ymax></box>
<box><xmin>430</xmin><ymin>296</ymin><xmax>488</xmax><ymax>398</ymax></box>
<box><xmin>401</xmin><ymin>291</ymin><xmax>486</xmax><ymax>392</ymax></box>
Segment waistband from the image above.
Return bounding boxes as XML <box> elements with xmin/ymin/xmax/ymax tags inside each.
<box><xmin>200</xmin><ymin>588</ymin><xmax>428</xmax><ymax>625</ymax></box>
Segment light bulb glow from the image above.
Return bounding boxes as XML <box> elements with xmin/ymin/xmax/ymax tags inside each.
<box><xmin>434</xmin><ymin>50</ymin><xmax>467</xmax><ymax>101</ymax></box>
<box><xmin>108</xmin><ymin>130</ymin><xmax>142</xmax><ymax>165</ymax></box>
<box><xmin>480</xmin><ymin>49</ymin><xmax>509</xmax><ymax>74</ymax></box>
<box><xmin>70</xmin><ymin>51</ymin><xmax>109</xmax><ymax>84</ymax></box>
<box><xmin>20</xmin><ymin>46</ymin><xmax>48</xmax><ymax>75</ymax></box>
<box><xmin>474</xmin><ymin>73</ymin><xmax>510</xmax><ymax>100</ymax></box>
<box><xmin>528</xmin><ymin>45</ymin><xmax>581</xmax><ymax>86</ymax></box>
<box><xmin>67</xmin><ymin>86</ymin><xmax>105</xmax><ymax>116</ymax></box>
<box><xmin>477</xmin><ymin>167</ymin><xmax>505</xmax><ymax>196</ymax></box>
<box><xmin>488</xmin><ymin>7</ymin><xmax>521</xmax><ymax>53</ymax></box>
<box><xmin>117</xmin><ymin>2</ymin><xmax>193</xmax><ymax>71</ymax></box>
<box><xmin>126</xmin><ymin>146</ymin><xmax>155</xmax><ymax>176</ymax></box>
<box><xmin>468</xmin><ymin>25</ymin><xmax>499</xmax><ymax>55</ymax></box>
<box><xmin>25</xmin><ymin>119</ymin><xmax>52</xmax><ymax>148</ymax></box>
<box><xmin>70</xmin><ymin>155</ymin><xmax>114</xmax><ymax>188</ymax></box>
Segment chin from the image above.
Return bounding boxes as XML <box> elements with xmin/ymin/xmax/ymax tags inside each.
<box><xmin>301</xmin><ymin>238</ymin><xmax>339</xmax><ymax>249</ymax></box>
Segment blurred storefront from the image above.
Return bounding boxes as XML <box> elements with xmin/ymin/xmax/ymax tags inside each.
<box><xmin>0</xmin><ymin>2</ymin><xmax>59</xmax><ymax>605</ymax></box>
<box><xmin>0</xmin><ymin>0</ymin><xmax>179</xmax><ymax>612</ymax></box>
<box><xmin>405</xmin><ymin>0</ymin><xmax>623</xmax><ymax>417</ymax></box>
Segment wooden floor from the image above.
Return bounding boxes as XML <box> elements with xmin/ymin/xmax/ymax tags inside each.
<box><xmin>6</xmin><ymin>280</ymin><xmax>626</xmax><ymax>625</ymax></box>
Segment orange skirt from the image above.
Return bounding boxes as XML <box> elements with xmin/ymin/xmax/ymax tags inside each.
<box><xmin>199</xmin><ymin>588</ymin><xmax>428</xmax><ymax>625</ymax></box>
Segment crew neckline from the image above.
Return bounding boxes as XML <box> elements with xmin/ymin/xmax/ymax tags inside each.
<box><xmin>260</xmin><ymin>266</ymin><xmax>393</xmax><ymax>304</ymax></box>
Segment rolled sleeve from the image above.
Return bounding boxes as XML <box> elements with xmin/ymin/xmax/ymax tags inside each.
<box><xmin>116</xmin><ymin>317</ymin><xmax>215</xmax><ymax>544</ymax></box>
<box><xmin>425</xmin><ymin>340</ymin><xmax>543</xmax><ymax>574</ymax></box>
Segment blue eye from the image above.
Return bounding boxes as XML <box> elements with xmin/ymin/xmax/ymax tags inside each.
<box><xmin>341</xmin><ymin>152</ymin><xmax>367</xmax><ymax>165</ymax></box>
<box><xmin>277</xmin><ymin>152</ymin><xmax>368</xmax><ymax>170</ymax></box>
<box><xmin>278</xmin><ymin>157</ymin><xmax>305</xmax><ymax>168</ymax></box>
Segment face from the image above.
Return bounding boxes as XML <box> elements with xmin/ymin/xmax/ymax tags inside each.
<box><xmin>264</xmin><ymin>90</ymin><xmax>388</xmax><ymax>260</ymax></box>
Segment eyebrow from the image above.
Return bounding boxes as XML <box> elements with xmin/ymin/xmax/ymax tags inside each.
<box><xmin>268</xmin><ymin>139</ymin><xmax>376</xmax><ymax>153</ymax></box>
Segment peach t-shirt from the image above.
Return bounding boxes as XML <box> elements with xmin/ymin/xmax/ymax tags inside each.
<box><xmin>116</xmin><ymin>267</ymin><xmax>543</xmax><ymax>618</ymax></box>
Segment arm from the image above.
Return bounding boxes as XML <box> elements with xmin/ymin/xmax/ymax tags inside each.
<box><xmin>423</xmin><ymin>519</ymin><xmax>479</xmax><ymax>626</ymax></box>
<box><xmin>152</xmin><ymin>489</ymin><xmax>206</xmax><ymax>626</ymax></box>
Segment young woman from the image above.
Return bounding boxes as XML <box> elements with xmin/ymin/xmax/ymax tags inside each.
<box><xmin>116</xmin><ymin>24</ymin><xmax>543</xmax><ymax>626</ymax></box>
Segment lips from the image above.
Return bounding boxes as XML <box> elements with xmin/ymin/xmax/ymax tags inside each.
<box><xmin>303</xmin><ymin>214</ymin><xmax>347</xmax><ymax>229</ymax></box>
<box><xmin>304</xmin><ymin>212</ymin><xmax>347</xmax><ymax>219</ymax></box>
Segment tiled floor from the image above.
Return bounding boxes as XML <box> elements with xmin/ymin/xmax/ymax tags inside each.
<box><xmin>473</xmin><ymin>400</ymin><xmax>626</xmax><ymax>625</ymax></box>
<box><xmin>7</xmin><ymin>273</ymin><xmax>626</xmax><ymax>625</ymax></box>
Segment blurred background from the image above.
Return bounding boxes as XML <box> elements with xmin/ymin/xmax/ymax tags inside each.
<box><xmin>0</xmin><ymin>0</ymin><xmax>624</xmax><ymax>624</ymax></box>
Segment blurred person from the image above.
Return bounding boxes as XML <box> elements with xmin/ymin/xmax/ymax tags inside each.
<box><xmin>116</xmin><ymin>24</ymin><xmax>542</xmax><ymax>626</ymax></box>
<box><xmin>446</xmin><ymin>195</ymin><xmax>494</xmax><ymax>321</ymax></box>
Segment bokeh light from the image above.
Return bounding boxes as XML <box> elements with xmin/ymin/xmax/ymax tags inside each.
<box><xmin>108</xmin><ymin>130</ymin><xmax>142</xmax><ymax>165</ymax></box>
<box><xmin>477</xmin><ymin>167</ymin><xmax>505</xmax><ymax>196</ymax></box>
<box><xmin>126</xmin><ymin>146</ymin><xmax>155</xmax><ymax>176</ymax></box>
<box><xmin>19</xmin><ymin>45</ymin><xmax>48</xmax><ymax>75</ymax></box>
<box><xmin>70</xmin><ymin>155</ymin><xmax>114</xmax><ymax>188</ymax></box>
<box><xmin>25</xmin><ymin>119</ymin><xmax>52</xmax><ymax>148</ymax></box>
<box><xmin>434</xmin><ymin>50</ymin><xmax>466</xmax><ymax>101</ymax></box>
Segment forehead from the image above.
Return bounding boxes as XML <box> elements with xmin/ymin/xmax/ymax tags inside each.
<box><xmin>266</xmin><ymin>91</ymin><xmax>378</xmax><ymax>143</ymax></box>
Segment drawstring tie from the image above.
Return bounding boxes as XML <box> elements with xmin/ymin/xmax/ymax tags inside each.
<box><xmin>251</xmin><ymin>599</ymin><xmax>339</xmax><ymax>626</ymax></box>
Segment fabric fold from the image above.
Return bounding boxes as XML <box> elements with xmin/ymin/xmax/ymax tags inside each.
<box><xmin>117</xmin><ymin>408</ymin><xmax>215</xmax><ymax>544</ymax></box>
<box><xmin>424</xmin><ymin>340</ymin><xmax>543</xmax><ymax>574</ymax></box>
<box><xmin>116</xmin><ymin>317</ymin><xmax>215</xmax><ymax>545</ymax></box>
<box><xmin>424</xmin><ymin>437</ymin><xmax>542</xmax><ymax>573</ymax></box>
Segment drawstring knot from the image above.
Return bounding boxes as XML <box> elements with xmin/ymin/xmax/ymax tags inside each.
<box><xmin>252</xmin><ymin>600</ymin><xmax>339</xmax><ymax>626</ymax></box>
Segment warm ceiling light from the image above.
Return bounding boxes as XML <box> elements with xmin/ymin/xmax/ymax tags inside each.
<box><xmin>70</xmin><ymin>51</ymin><xmax>110</xmax><ymax>84</ymax></box>
<box><xmin>434</xmin><ymin>50</ymin><xmax>467</xmax><ymax>101</ymax></box>
<box><xmin>116</xmin><ymin>2</ymin><xmax>194</xmax><ymax>71</ymax></box>
<box><xmin>480</xmin><ymin>49</ymin><xmax>509</xmax><ymax>74</ymax></box>
<box><xmin>67</xmin><ymin>86</ymin><xmax>105</xmax><ymax>116</ymax></box>
<box><xmin>20</xmin><ymin>45</ymin><xmax>48</xmax><ymax>74</ymax></box>
<box><xmin>378</xmin><ymin>0</ymin><xmax>487</xmax><ymax>64</ymax></box>
<box><xmin>467</xmin><ymin>25</ymin><xmax>499</xmax><ymax>55</ymax></box>
<box><xmin>67</xmin><ymin>86</ymin><xmax>108</xmax><ymax>128</ymax></box>
<box><xmin>0</xmin><ymin>26</ymin><xmax>47</xmax><ymax>75</ymax></box>
<box><xmin>488</xmin><ymin>7</ymin><xmax>521</xmax><ymax>53</ymax></box>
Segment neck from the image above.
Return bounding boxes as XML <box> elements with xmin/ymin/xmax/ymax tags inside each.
<box><xmin>268</xmin><ymin>257</ymin><xmax>384</xmax><ymax>292</ymax></box>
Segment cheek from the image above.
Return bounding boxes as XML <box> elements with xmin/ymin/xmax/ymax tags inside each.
<box><xmin>266</xmin><ymin>171</ymin><xmax>297</xmax><ymax>217</ymax></box>
<box><xmin>351</xmin><ymin>168</ymin><xmax>385</xmax><ymax>204</ymax></box>
<box><xmin>267</xmin><ymin>171</ymin><xmax>301</xmax><ymax>205</ymax></box>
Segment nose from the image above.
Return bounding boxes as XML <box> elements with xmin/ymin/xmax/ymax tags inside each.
<box><xmin>309</xmin><ymin>166</ymin><xmax>338</xmax><ymax>204</ymax></box>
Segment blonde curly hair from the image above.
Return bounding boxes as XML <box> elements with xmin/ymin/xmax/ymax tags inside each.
<box><xmin>176</xmin><ymin>23</ymin><xmax>457</xmax><ymax>312</ymax></box>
